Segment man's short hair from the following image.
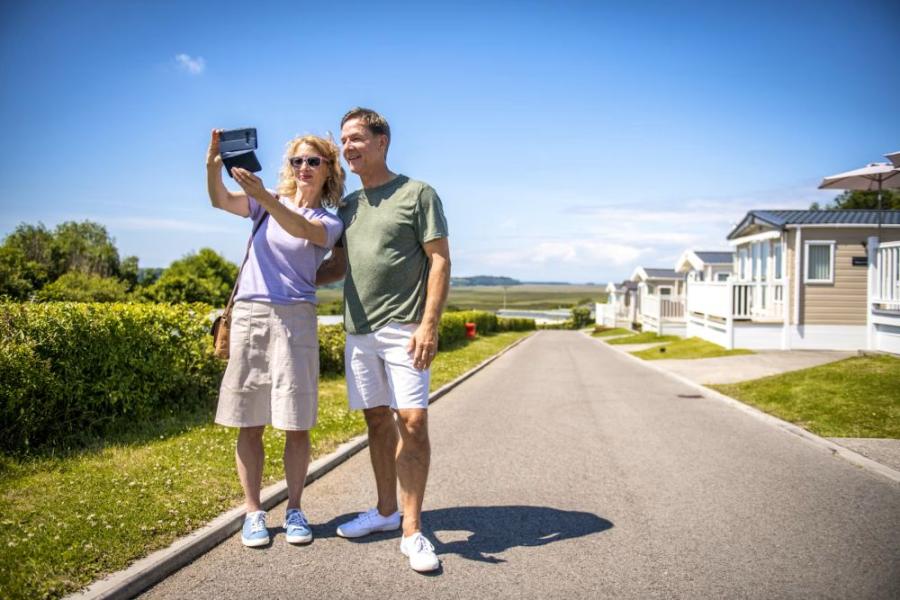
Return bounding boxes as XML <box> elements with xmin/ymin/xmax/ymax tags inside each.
<box><xmin>341</xmin><ymin>107</ymin><xmax>391</xmax><ymax>152</ymax></box>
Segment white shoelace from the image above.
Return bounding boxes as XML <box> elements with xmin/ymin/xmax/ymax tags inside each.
<box><xmin>249</xmin><ymin>514</ymin><xmax>266</xmax><ymax>533</ymax></box>
<box><xmin>412</xmin><ymin>534</ymin><xmax>434</xmax><ymax>554</ymax></box>
<box><xmin>286</xmin><ymin>511</ymin><xmax>308</xmax><ymax>528</ymax></box>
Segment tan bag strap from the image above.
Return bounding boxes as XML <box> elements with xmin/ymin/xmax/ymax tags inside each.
<box><xmin>223</xmin><ymin>202</ymin><xmax>272</xmax><ymax>314</ymax></box>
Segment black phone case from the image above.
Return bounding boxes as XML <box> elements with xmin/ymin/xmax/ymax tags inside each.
<box><xmin>222</xmin><ymin>150</ymin><xmax>262</xmax><ymax>177</ymax></box>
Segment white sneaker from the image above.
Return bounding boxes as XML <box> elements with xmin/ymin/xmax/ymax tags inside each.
<box><xmin>336</xmin><ymin>508</ymin><xmax>401</xmax><ymax>538</ymax></box>
<box><xmin>400</xmin><ymin>532</ymin><xmax>440</xmax><ymax>572</ymax></box>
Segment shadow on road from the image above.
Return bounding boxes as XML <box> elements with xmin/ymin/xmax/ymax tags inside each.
<box><xmin>314</xmin><ymin>505</ymin><xmax>612</xmax><ymax>564</ymax></box>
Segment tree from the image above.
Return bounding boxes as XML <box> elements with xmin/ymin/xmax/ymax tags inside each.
<box><xmin>811</xmin><ymin>189</ymin><xmax>900</xmax><ymax>210</ymax></box>
<box><xmin>52</xmin><ymin>221</ymin><xmax>121</xmax><ymax>277</ymax></box>
<box><xmin>0</xmin><ymin>223</ymin><xmax>56</xmax><ymax>297</ymax></box>
<box><xmin>0</xmin><ymin>220</ymin><xmax>141</xmax><ymax>300</ymax></box>
<box><xmin>35</xmin><ymin>272</ymin><xmax>129</xmax><ymax>302</ymax></box>
<box><xmin>142</xmin><ymin>248</ymin><xmax>237</xmax><ymax>306</ymax></box>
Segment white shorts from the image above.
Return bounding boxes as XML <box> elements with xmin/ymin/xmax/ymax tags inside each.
<box><xmin>345</xmin><ymin>322</ymin><xmax>430</xmax><ymax>411</ymax></box>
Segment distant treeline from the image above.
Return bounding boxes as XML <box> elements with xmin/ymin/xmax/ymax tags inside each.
<box><xmin>451</xmin><ymin>275</ymin><xmax>521</xmax><ymax>287</ymax></box>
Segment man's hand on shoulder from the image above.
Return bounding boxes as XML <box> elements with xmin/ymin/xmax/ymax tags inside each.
<box><xmin>407</xmin><ymin>321</ymin><xmax>439</xmax><ymax>371</ymax></box>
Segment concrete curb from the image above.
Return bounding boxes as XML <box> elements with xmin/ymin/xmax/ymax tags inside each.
<box><xmin>67</xmin><ymin>332</ymin><xmax>536</xmax><ymax>600</ymax></box>
<box><xmin>583</xmin><ymin>332</ymin><xmax>900</xmax><ymax>485</ymax></box>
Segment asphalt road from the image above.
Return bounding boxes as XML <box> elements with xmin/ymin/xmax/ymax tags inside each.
<box><xmin>141</xmin><ymin>331</ymin><xmax>900</xmax><ymax>599</ymax></box>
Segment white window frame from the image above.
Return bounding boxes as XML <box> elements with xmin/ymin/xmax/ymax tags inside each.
<box><xmin>804</xmin><ymin>240</ymin><xmax>836</xmax><ymax>284</ymax></box>
<box><xmin>657</xmin><ymin>285</ymin><xmax>673</xmax><ymax>296</ymax></box>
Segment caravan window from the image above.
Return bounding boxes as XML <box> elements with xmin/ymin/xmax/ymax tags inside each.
<box><xmin>774</xmin><ymin>242</ymin><xmax>783</xmax><ymax>280</ymax></box>
<box><xmin>805</xmin><ymin>241</ymin><xmax>835</xmax><ymax>284</ymax></box>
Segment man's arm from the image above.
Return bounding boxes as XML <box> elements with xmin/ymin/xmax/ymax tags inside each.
<box><xmin>316</xmin><ymin>246</ymin><xmax>348</xmax><ymax>286</ymax></box>
<box><xmin>408</xmin><ymin>237</ymin><xmax>451</xmax><ymax>370</ymax></box>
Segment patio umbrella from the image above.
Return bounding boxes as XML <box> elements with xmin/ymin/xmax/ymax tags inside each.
<box><xmin>886</xmin><ymin>151</ymin><xmax>900</xmax><ymax>168</ymax></box>
<box><xmin>819</xmin><ymin>153</ymin><xmax>900</xmax><ymax>232</ymax></box>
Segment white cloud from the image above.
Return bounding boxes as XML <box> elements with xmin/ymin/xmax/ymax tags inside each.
<box><xmin>175</xmin><ymin>53</ymin><xmax>206</xmax><ymax>75</ymax></box>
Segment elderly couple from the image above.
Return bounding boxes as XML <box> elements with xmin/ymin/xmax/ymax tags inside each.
<box><xmin>205</xmin><ymin>107</ymin><xmax>450</xmax><ymax>573</ymax></box>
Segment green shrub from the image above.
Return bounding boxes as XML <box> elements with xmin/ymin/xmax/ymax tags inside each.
<box><xmin>35</xmin><ymin>272</ymin><xmax>130</xmax><ymax>302</ymax></box>
<box><xmin>318</xmin><ymin>325</ymin><xmax>345</xmax><ymax>375</ymax></box>
<box><xmin>0</xmin><ymin>306</ymin><xmax>518</xmax><ymax>454</ymax></box>
<box><xmin>0</xmin><ymin>302</ymin><xmax>223</xmax><ymax>454</ymax></box>
<box><xmin>571</xmin><ymin>306</ymin><xmax>592</xmax><ymax>328</ymax></box>
<box><xmin>438</xmin><ymin>312</ymin><xmax>467</xmax><ymax>349</ymax></box>
<box><xmin>497</xmin><ymin>317</ymin><xmax>536</xmax><ymax>331</ymax></box>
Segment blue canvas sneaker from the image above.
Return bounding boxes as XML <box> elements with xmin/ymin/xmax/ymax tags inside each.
<box><xmin>284</xmin><ymin>508</ymin><xmax>313</xmax><ymax>544</ymax></box>
<box><xmin>241</xmin><ymin>510</ymin><xmax>269</xmax><ymax>547</ymax></box>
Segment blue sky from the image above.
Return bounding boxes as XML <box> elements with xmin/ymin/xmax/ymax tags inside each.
<box><xmin>1</xmin><ymin>1</ymin><xmax>898</xmax><ymax>283</ymax></box>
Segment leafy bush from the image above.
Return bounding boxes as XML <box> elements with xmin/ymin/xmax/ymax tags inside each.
<box><xmin>318</xmin><ymin>325</ymin><xmax>345</xmax><ymax>375</ymax></box>
<box><xmin>438</xmin><ymin>312</ymin><xmax>468</xmax><ymax>349</ymax></box>
<box><xmin>571</xmin><ymin>306</ymin><xmax>592</xmax><ymax>329</ymax></box>
<box><xmin>35</xmin><ymin>272</ymin><xmax>130</xmax><ymax>302</ymax></box>
<box><xmin>0</xmin><ymin>302</ymin><xmax>223</xmax><ymax>454</ymax></box>
<box><xmin>141</xmin><ymin>248</ymin><xmax>237</xmax><ymax>306</ymax></box>
<box><xmin>498</xmin><ymin>317</ymin><xmax>536</xmax><ymax>331</ymax></box>
<box><xmin>0</xmin><ymin>306</ymin><xmax>523</xmax><ymax>454</ymax></box>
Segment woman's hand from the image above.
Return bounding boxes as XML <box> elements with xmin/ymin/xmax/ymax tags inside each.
<box><xmin>206</xmin><ymin>129</ymin><xmax>223</xmax><ymax>169</ymax></box>
<box><xmin>232</xmin><ymin>168</ymin><xmax>268</xmax><ymax>200</ymax></box>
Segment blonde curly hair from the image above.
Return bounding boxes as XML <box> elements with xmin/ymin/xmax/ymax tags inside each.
<box><xmin>276</xmin><ymin>135</ymin><xmax>346</xmax><ymax>208</ymax></box>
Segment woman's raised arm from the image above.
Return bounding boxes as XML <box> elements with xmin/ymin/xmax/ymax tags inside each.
<box><xmin>206</xmin><ymin>129</ymin><xmax>250</xmax><ymax>217</ymax></box>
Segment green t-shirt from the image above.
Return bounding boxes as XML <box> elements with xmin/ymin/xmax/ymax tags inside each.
<box><xmin>338</xmin><ymin>175</ymin><xmax>449</xmax><ymax>335</ymax></box>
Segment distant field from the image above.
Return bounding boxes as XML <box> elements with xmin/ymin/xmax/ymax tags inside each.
<box><xmin>448</xmin><ymin>285</ymin><xmax>607</xmax><ymax>310</ymax></box>
<box><xmin>317</xmin><ymin>284</ymin><xmax>607</xmax><ymax>311</ymax></box>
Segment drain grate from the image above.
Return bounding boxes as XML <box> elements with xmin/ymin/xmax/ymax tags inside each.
<box><xmin>676</xmin><ymin>393</ymin><xmax>703</xmax><ymax>399</ymax></box>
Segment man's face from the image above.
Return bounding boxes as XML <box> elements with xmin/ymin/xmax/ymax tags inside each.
<box><xmin>340</xmin><ymin>118</ymin><xmax>386</xmax><ymax>175</ymax></box>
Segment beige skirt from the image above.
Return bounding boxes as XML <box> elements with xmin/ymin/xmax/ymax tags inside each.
<box><xmin>215</xmin><ymin>300</ymin><xmax>319</xmax><ymax>431</ymax></box>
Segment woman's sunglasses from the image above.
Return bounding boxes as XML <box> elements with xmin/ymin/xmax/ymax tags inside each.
<box><xmin>289</xmin><ymin>156</ymin><xmax>328</xmax><ymax>168</ymax></box>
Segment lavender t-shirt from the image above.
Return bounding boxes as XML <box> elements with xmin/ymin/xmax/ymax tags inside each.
<box><xmin>235</xmin><ymin>195</ymin><xmax>343</xmax><ymax>305</ymax></box>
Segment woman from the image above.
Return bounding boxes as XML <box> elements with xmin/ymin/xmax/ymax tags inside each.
<box><xmin>206</xmin><ymin>130</ymin><xmax>344</xmax><ymax>547</ymax></box>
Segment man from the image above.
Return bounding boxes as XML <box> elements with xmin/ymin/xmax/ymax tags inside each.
<box><xmin>316</xmin><ymin>107</ymin><xmax>451</xmax><ymax>572</ymax></box>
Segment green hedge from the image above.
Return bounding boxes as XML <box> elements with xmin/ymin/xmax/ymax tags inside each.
<box><xmin>1</xmin><ymin>305</ymin><xmax>533</xmax><ymax>454</ymax></box>
<box><xmin>0</xmin><ymin>302</ymin><xmax>223</xmax><ymax>453</ymax></box>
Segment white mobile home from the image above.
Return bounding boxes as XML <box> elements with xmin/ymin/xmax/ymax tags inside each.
<box><xmin>687</xmin><ymin>209</ymin><xmax>900</xmax><ymax>350</ymax></box>
<box><xmin>631</xmin><ymin>267</ymin><xmax>686</xmax><ymax>336</ymax></box>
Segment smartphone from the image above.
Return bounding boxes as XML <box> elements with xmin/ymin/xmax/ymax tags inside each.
<box><xmin>219</xmin><ymin>128</ymin><xmax>262</xmax><ymax>177</ymax></box>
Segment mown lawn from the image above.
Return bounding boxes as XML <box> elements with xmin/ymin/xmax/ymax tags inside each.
<box><xmin>0</xmin><ymin>330</ymin><xmax>530</xmax><ymax>600</ymax></box>
<box><xmin>591</xmin><ymin>327</ymin><xmax>633</xmax><ymax>338</ymax></box>
<box><xmin>711</xmin><ymin>355</ymin><xmax>900</xmax><ymax>439</ymax></box>
<box><xmin>606</xmin><ymin>332</ymin><xmax>680</xmax><ymax>345</ymax></box>
<box><xmin>631</xmin><ymin>337</ymin><xmax>754</xmax><ymax>360</ymax></box>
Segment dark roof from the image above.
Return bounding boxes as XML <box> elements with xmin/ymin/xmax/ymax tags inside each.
<box><xmin>643</xmin><ymin>268</ymin><xmax>681</xmax><ymax>279</ymax></box>
<box><xmin>694</xmin><ymin>251</ymin><xmax>734</xmax><ymax>264</ymax></box>
<box><xmin>728</xmin><ymin>210</ymin><xmax>900</xmax><ymax>239</ymax></box>
<box><xmin>621</xmin><ymin>280</ymin><xmax>638</xmax><ymax>291</ymax></box>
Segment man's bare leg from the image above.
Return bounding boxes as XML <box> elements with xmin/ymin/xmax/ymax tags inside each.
<box><xmin>395</xmin><ymin>408</ymin><xmax>430</xmax><ymax>536</ymax></box>
<box><xmin>364</xmin><ymin>406</ymin><xmax>400</xmax><ymax>516</ymax></box>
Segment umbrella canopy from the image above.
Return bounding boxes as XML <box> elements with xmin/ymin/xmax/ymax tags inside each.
<box><xmin>819</xmin><ymin>153</ymin><xmax>900</xmax><ymax>233</ymax></box>
<box><xmin>886</xmin><ymin>151</ymin><xmax>900</xmax><ymax>168</ymax></box>
<box><xmin>818</xmin><ymin>161</ymin><xmax>900</xmax><ymax>192</ymax></box>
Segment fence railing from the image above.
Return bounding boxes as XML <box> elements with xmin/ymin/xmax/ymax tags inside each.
<box><xmin>873</xmin><ymin>241</ymin><xmax>900</xmax><ymax>311</ymax></box>
<box><xmin>687</xmin><ymin>279</ymin><xmax>786</xmax><ymax>320</ymax></box>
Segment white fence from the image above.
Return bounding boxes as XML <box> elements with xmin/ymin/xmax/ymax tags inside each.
<box><xmin>687</xmin><ymin>280</ymin><xmax>785</xmax><ymax>321</ymax></box>
<box><xmin>639</xmin><ymin>292</ymin><xmax>685</xmax><ymax>335</ymax></box>
<box><xmin>872</xmin><ymin>241</ymin><xmax>900</xmax><ymax>311</ymax></box>
<box><xmin>871</xmin><ymin>240</ymin><xmax>900</xmax><ymax>354</ymax></box>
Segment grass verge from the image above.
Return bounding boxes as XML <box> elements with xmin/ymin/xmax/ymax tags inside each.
<box><xmin>0</xmin><ymin>330</ymin><xmax>530</xmax><ymax>600</ymax></box>
<box><xmin>711</xmin><ymin>355</ymin><xmax>900</xmax><ymax>439</ymax></box>
<box><xmin>606</xmin><ymin>332</ymin><xmax>680</xmax><ymax>345</ymax></box>
<box><xmin>591</xmin><ymin>327</ymin><xmax>633</xmax><ymax>338</ymax></box>
<box><xmin>631</xmin><ymin>337</ymin><xmax>754</xmax><ymax>360</ymax></box>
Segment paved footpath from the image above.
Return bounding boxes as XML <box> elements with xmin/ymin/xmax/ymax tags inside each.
<box><xmin>141</xmin><ymin>331</ymin><xmax>900</xmax><ymax>600</ymax></box>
